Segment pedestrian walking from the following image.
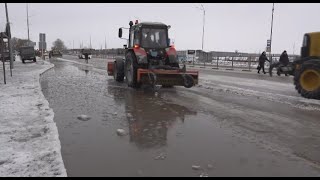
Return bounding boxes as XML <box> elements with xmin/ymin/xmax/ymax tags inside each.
<box><xmin>257</xmin><ymin>51</ymin><xmax>270</xmax><ymax>74</ymax></box>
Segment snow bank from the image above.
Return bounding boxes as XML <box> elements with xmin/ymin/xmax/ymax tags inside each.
<box><xmin>0</xmin><ymin>59</ymin><xmax>67</xmax><ymax>177</ymax></box>
<box><xmin>198</xmin><ymin>74</ymin><xmax>320</xmax><ymax>111</ymax></box>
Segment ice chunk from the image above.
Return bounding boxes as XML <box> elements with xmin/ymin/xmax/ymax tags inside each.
<box><xmin>116</xmin><ymin>129</ymin><xmax>126</xmax><ymax>136</ymax></box>
<box><xmin>77</xmin><ymin>115</ymin><xmax>91</xmax><ymax>121</ymax></box>
<box><xmin>192</xmin><ymin>165</ymin><xmax>201</xmax><ymax>170</ymax></box>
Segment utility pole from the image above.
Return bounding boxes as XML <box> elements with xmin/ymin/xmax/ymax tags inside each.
<box><xmin>195</xmin><ymin>4</ymin><xmax>206</xmax><ymax>66</ymax></box>
<box><xmin>90</xmin><ymin>36</ymin><xmax>92</xmax><ymax>49</ymax></box>
<box><xmin>201</xmin><ymin>4</ymin><xmax>205</xmax><ymax>52</ymax></box>
<box><xmin>293</xmin><ymin>42</ymin><xmax>295</xmax><ymax>55</ymax></box>
<box><xmin>105</xmin><ymin>36</ymin><xmax>107</xmax><ymax>49</ymax></box>
<box><xmin>5</xmin><ymin>3</ymin><xmax>14</xmax><ymax>73</ymax></box>
<box><xmin>104</xmin><ymin>36</ymin><xmax>107</xmax><ymax>58</ymax></box>
<box><xmin>1</xmin><ymin>33</ymin><xmax>6</xmax><ymax>84</ymax></box>
<box><xmin>26</xmin><ymin>3</ymin><xmax>30</xmax><ymax>41</ymax></box>
<box><xmin>269</xmin><ymin>3</ymin><xmax>274</xmax><ymax>64</ymax></box>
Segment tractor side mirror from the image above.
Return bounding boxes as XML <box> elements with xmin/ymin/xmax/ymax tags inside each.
<box><xmin>118</xmin><ymin>28</ymin><xmax>123</xmax><ymax>38</ymax></box>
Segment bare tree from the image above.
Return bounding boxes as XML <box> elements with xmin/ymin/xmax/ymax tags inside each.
<box><xmin>52</xmin><ymin>39</ymin><xmax>67</xmax><ymax>51</ymax></box>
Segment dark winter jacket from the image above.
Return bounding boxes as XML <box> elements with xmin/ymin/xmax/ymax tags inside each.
<box><xmin>84</xmin><ymin>53</ymin><xmax>89</xmax><ymax>59</ymax></box>
<box><xmin>259</xmin><ymin>53</ymin><xmax>269</xmax><ymax>64</ymax></box>
<box><xmin>279</xmin><ymin>53</ymin><xmax>289</xmax><ymax>66</ymax></box>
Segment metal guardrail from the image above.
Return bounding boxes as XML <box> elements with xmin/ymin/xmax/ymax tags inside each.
<box><xmin>66</xmin><ymin>51</ymin><xmax>299</xmax><ymax>72</ymax></box>
<box><xmin>184</xmin><ymin>55</ymin><xmax>299</xmax><ymax>71</ymax></box>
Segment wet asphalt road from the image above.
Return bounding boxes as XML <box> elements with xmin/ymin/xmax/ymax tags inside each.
<box><xmin>40</xmin><ymin>56</ymin><xmax>320</xmax><ymax>177</ymax></box>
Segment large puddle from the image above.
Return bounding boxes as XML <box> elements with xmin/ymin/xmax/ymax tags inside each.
<box><xmin>40</xmin><ymin>59</ymin><xmax>320</xmax><ymax>177</ymax></box>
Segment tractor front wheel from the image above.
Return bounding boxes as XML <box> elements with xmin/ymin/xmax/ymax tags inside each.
<box><xmin>294</xmin><ymin>63</ymin><xmax>320</xmax><ymax>99</ymax></box>
<box><xmin>114</xmin><ymin>59</ymin><xmax>125</xmax><ymax>82</ymax></box>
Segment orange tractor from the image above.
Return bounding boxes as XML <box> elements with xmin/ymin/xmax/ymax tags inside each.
<box><xmin>107</xmin><ymin>20</ymin><xmax>199</xmax><ymax>88</ymax></box>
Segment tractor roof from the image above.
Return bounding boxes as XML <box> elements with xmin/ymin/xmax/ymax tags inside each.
<box><xmin>135</xmin><ymin>22</ymin><xmax>168</xmax><ymax>28</ymax></box>
<box><xmin>306</xmin><ymin>32</ymin><xmax>320</xmax><ymax>41</ymax></box>
<box><xmin>306</xmin><ymin>32</ymin><xmax>320</xmax><ymax>36</ymax></box>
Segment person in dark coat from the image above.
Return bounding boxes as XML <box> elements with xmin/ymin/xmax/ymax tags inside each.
<box><xmin>277</xmin><ymin>50</ymin><xmax>290</xmax><ymax>76</ymax></box>
<box><xmin>279</xmin><ymin>50</ymin><xmax>289</xmax><ymax>66</ymax></box>
<box><xmin>257</xmin><ymin>51</ymin><xmax>270</xmax><ymax>74</ymax></box>
<box><xmin>84</xmin><ymin>53</ymin><xmax>89</xmax><ymax>63</ymax></box>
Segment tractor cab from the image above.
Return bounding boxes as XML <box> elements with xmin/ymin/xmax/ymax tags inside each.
<box><xmin>122</xmin><ymin>21</ymin><xmax>170</xmax><ymax>50</ymax></box>
<box><xmin>300</xmin><ymin>32</ymin><xmax>320</xmax><ymax>59</ymax></box>
<box><xmin>118</xmin><ymin>21</ymin><xmax>177</xmax><ymax>68</ymax></box>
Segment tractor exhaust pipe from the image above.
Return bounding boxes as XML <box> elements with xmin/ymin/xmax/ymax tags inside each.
<box><xmin>182</xmin><ymin>74</ymin><xmax>194</xmax><ymax>88</ymax></box>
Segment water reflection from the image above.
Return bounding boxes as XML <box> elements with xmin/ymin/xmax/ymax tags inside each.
<box><xmin>107</xmin><ymin>85</ymin><xmax>197</xmax><ymax>149</ymax></box>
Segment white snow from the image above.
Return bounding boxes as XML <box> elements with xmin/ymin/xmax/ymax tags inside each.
<box><xmin>0</xmin><ymin>59</ymin><xmax>67</xmax><ymax>177</ymax></box>
<box><xmin>56</xmin><ymin>57</ymin><xmax>94</xmax><ymax>67</ymax></box>
<box><xmin>198</xmin><ymin>74</ymin><xmax>320</xmax><ymax>111</ymax></box>
<box><xmin>201</xmin><ymin>73</ymin><xmax>293</xmax><ymax>91</ymax></box>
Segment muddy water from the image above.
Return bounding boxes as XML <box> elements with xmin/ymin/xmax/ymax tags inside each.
<box><xmin>40</xmin><ymin>60</ymin><xmax>320</xmax><ymax>177</ymax></box>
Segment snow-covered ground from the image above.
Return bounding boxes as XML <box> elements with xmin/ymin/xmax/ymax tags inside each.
<box><xmin>0</xmin><ymin>58</ymin><xmax>67</xmax><ymax>177</ymax></box>
<box><xmin>199</xmin><ymin>74</ymin><xmax>320</xmax><ymax>111</ymax></box>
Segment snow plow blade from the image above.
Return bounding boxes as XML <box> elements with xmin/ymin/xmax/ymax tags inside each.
<box><xmin>137</xmin><ymin>69</ymin><xmax>199</xmax><ymax>88</ymax></box>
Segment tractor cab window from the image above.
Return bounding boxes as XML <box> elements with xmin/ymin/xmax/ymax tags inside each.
<box><xmin>141</xmin><ymin>28</ymin><xmax>168</xmax><ymax>48</ymax></box>
<box><xmin>302</xmin><ymin>34</ymin><xmax>309</xmax><ymax>47</ymax></box>
<box><xmin>130</xmin><ymin>30</ymin><xmax>134</xmax><ymax>48</ymax></box>
<box><xmin>301</xmin><ymin>34</ymin><xmax>310</xmax><ymax>58</ymax></box>
<box><xmin>133</xmin><ymin>29</ymin><xmax>140</xmax><ymax>46</ymax></box>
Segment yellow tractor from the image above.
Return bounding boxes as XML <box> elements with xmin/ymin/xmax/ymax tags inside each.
<box><xmin>293</xmin><ymin>32</ymin><xmax>320</xmax><ymax>99</ymax></box>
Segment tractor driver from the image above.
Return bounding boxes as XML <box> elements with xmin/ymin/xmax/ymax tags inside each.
<box><xmin>142</xmin><ymin>30</ymin><xmax>156</xmax><ymax>48</ymax></box>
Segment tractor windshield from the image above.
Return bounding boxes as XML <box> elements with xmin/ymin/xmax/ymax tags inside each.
<box><xmin>141</xmin><ymin>28</ymin><xmax>168</xmax><ymax>48</ymax></box>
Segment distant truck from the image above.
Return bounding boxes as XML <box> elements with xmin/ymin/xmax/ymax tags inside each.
<box><xmin>19</xmin><ymin>46</ymin><xmax>36</xmax><ymax>63</ymax></box>
<box><xmin>78</xmin><ymin>49</ymin><xmax>92</xmax><ymax>59</ymax></box>
<box><xmin>49</xmin><ymin>50</ymin><xmax>63</xmax><ymax>58</ymax></box>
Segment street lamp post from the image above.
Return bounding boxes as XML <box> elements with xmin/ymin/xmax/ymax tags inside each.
<box><xmin>201</xmin><ymin>4</ymin><xmax>205</xmax><ymax>52</ymax></box>
<box><xmin>26</xmin><ymin>3</ymin><xmax>30</xmax><ymax>41</ymax></box>
<box><xmin>269</xmin><ymin>3</ymin><xmax>274</xmax><ymax>64</ymax></box>
<box><xmin>195</xmin><ymin>4</ymin><xmax>206</xmax><ymax>67</ymax></box>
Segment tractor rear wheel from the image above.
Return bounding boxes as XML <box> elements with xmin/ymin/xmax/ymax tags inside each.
<box><xmin>125</xmin><ymin>52</ymin><xmax>141</xmax><ymax>88</ymax></box>
<box><xmin>294</xmin><ymin>63</ymin><xmax>320</xmax><ymax>99</ymax></box>
<box><xmin>113</xmin><ymin>59</ymin><xmax>124</xmax><ymax>82</ymax></box>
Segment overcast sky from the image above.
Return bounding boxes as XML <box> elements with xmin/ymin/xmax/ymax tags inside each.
<box><xmin>1</xmin><ymin>3</ymin><xmax>319</xmax><ymax>54</ymax></box>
